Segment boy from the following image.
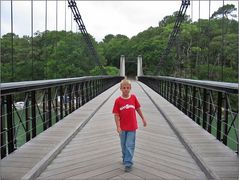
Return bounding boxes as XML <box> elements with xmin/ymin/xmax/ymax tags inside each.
<box><xmin>112</xmin><ymin>79</ymin><xmax>147</xmax><ymax>172</ymax></box>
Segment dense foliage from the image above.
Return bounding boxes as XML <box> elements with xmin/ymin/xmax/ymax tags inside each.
<box><xmin>1</xmin><ymin>4</ymin><xmax>238</xmax><ymax>83</ymax></box>
<box><xmin>1</xmin><ymin>31</ymin><xmax>107</xmax><ymax>82</ymax></box>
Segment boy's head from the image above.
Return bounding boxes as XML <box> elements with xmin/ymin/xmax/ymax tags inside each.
<box><xmin>120</xmin><ymin>79</ymin><xmax>131</xmax><ymax>97</ymax></box>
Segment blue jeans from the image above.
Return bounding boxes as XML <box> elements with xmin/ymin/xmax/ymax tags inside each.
<box><xmin>120</xmin><ymin>131</ymin><xmax>136</xmax><ymax>167</ymax></box>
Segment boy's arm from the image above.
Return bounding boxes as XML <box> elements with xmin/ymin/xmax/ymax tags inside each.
<box><xmin>114</xmin><ymin>114</ymin><xmax>121</xmax><ymax>134</ymax></box>
<box><xmin>136</xmin><ymin>108</ymin><xmax>147</xmax><ymax>127</ymax></box>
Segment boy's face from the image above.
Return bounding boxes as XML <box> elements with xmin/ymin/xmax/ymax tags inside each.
<box><xmin>120</xmin><ymin>84</ymin><xmax>131</xmax><ymax>97</ymax></box>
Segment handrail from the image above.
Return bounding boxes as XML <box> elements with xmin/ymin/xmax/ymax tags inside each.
<box><xmin>1</xmin><ymin>76</ymin><xmax>123</xmax><ymax>159</ymax></box>
<box><xmin>142</xmin><ymin>75</ymin><xmax>238</xmax><ymax>94</ymax></box>
<box><xmin>1</xmin><ymin>76</ymin><xmax>115</xmax><ymax>95</ymax></box>
<box><xmin>138</xmin><ymin>75</ymin><xmax>239</xmax><ymax>153</ymax></box>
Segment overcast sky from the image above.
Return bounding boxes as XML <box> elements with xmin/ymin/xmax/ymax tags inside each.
<box><xmin>1</xmin><ymin>1</ymin><xmax>238</xmax><ymax>42</ymax></box>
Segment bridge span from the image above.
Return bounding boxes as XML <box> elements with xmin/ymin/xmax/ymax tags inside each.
<box><xmin>1</xmin><ymin>81</ymin><xmax>238</xmax><ymax>180</ymax></box>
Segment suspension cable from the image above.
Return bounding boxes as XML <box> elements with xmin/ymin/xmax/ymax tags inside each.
<box><xmin>45</xmin><ymin>0</ymin><xmax>48</xmax><ymax>79</ymax></box>
<box><xmin>67</xmin><ymin>0</ymin><xmax>106</xmax><ymax>75</ymax></box>
<box><xmin>56</xmin><ymin>0</ymin><xmax>58</xmax><ymax>32</ymax></box>
<box><xmin>190</xmin><ymin>0</ymin><xmax>193</xmax><ymax>79</ymax></box>
<box><xmin>11</xmin><ymin>0</ymin><xmax>14</xmax><ymax>81</ymax></box>
<box><xmin>191</xmin><ymin>0</ymin><xmax>193</xmax><ymax>22</ymax></box>
<box><xmin>54</xmin><ymin>0</ymin><xmax>58</xmax><ymax>78</ymax></box>
<box><xmin>221</xmin><ymin>0</ymin><xmax>225</xmax><ymax>81</ymax></box>
<box><xmin>71</xmin><ymin>6</ymin><xmax>72</xmax><ymax>32</ymax></box>
<box><xmin>238</xmin><ymin>0</ymin><xmax>239</xmax><ymax>88</ymax></box>
<box><xmin>65</xmin><ymin>0</ymin><xmax>67</xmax><ymax>33</ymax></box>
<box><xmin>154</xmin><ymin>0</ymin><xmax>190</xmax><ymax>75</ymax></box>
<box><xmin>45</xmin><ymin>0</ymin><xmax>47</xmax><ymax>31</ymax></box>
<box><xmin>196</xmin><ymin>0</ymin><xmax>201</xmax><ymax>78</ymax></box>
<box><xmin>208</xmin><ymin>0</ymin><xmax>211</xmax><ymax>79</ymax></box>
<box><xmin>31</xmin><ymin>0</ymin><xmax>34</xmax><ymax>80</ymax></box>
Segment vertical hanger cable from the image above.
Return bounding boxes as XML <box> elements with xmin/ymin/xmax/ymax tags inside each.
<box><xmin>196</xmin><ymin>0</ymin><xmax>201</xmax><ymax>78</ymax></box>
<box><xmin>45</xmin><ymin>0</ymin><xmax>48</xmax><ymax>79</ymax></box>
<box><xmin>11</xmin><ymin>0</ymin><xmax>14</xmax><ymax>81</ymax></box>
<box><xmin>207</xmin><ymin>0</ymin><xmax>211</xmax><ymax>79</ymax></box>
<box><xmin>221</xmin><ymin>0</ymin><xmax>225</xmax><ymax>81</ymax></box>
<box><xmin>31</xmin><ymin>0</ymin><xmax>34</xmax><ymax>80</ymax></box>
<box><xmin>190</xmin><ymin>0</ymin><xmax>193</xmax><ymax>78</ymax></box>
<box><xmin>65</xmin><ymin>0</ymin><xmax>67</xmax><ymax>32</ymax></box>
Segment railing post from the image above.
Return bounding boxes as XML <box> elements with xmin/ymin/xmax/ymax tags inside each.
<box><xmin>80</xmin><ymin>82</ymin><xmax>85</xmax><ymax>106</ymax></box>
<box><xmin>196</xmin><ymin>88</ymin><xmax>201</xmax><ymax>125</ymax></box>
<box><xmin>178</xmin><ymin>84</ymin><xmax>182</xmax><ymax>110</ymax></box>
<box><xmin>55</xmin><ymin>89</ymin><xmax>59</xmax><ymax>122</ymax></box>
<box><xmin>72</xmin><ymin>84</ymin><xmax>75</xmax><ymax>111</ymax></box>
<box><xmin>159</xmin><ymin>79</ymin><xmax>162</xmax><ymax>95</ymax></box>
<box><xmin>31</xmin><ymin>91</ymin><xmax>37</xmax><ymax>138</ymax></box>
<box><xmin>163</xmin><ymin>80</ymin><xmax>166</xmax><ymax>98</ymax></box>
<box><xmin>217</xmin><ymin>92</ymin><xmax>222</xmax><ymax>141</ymax></box>
<box><xmin>86</xmin><ymin>81</ymin><xmax>90</xmax><ymax>103</ymax></box>
<box><xmin>43</xmin><ymin>91</ymin><xmax>47</xmax><ymax>130</ymax></box>
<box><xmin>157</xmin><ymin>81</ymin><xmax>160</xmax><ymax>94</ymax></box>
<box><xmin>76</xmin><ymin>84</ymin><xmax>80</xmax><ymax>109</ymax></box>
<box><xmin>173</xmin><ymin>83</ymin><xmax>177</xmax><ymax>106</ymax></box>
<box><xmin>192</xmin><ymin>87</ymin><xmax>196</xmax><ymax>121</ymax></box>
<box><xmin>60</xmin><ymin>86</ymin><xmax>63</xmax><ymax>119</ymax></box>
<box><xmin>1</xmin><ymin>97</ymin><xmax>7</xmax><ymax>158</ymax></box>
<box><xmin>96</xmin><ymin>80</ymin><xmax>99</xmax><ymax>96</ymax></box>
<box><xmin>93</xmin><ymin>80</ymin><xmax>96</xmax><ymax>98</ymax></box>
<box><xmin>95</xmin><ymin>79</ymin><xmax>98</xmax><ymax>97</ymax></box>
<box><xmin>223</xmin><ymin>93</ymin><xmax>228</xmax><ymax>145</ymax></box>
<box><xmin>48</xmin><ymin>88</ymin><xmax>52</xmax><ymax>127</ymax></box>
<box><xmin>169</xmin><ymin>81</ymin><xmax>173</xmax><ymax>103</ymax></box>
<box><xmin>202</xmin><ymin>89</ymin><xmax>207</xmax><ymax>129</ymax></box>
<box><xmin>6</xmin><ymin>95</ymin><xmax>15</xmax><ymax>153</ymax></box>
<box><xmin>71</xmin><ymin>85</ymin><xmax>75</xmax><ymax>112</ymax></box>
<box><xmin>64</xmin><ymin>87</ymin><xmax>68</xmax><ymax>116</ymax></box>
<box><xmin>69</xmin><ymin>85</ymin><xmax>72</xmax><ymax>113</ymax></box>
<box><xmin>184</xmin><ymin>85</ymin><xmax>188</xmax><ymax>115</ymax></box>
<box><xmin>25</xmin><ymin>93</ymin><xmax>31</xmax><ymax>141</ymax></box>
<box><xmin>89</xmin><ymin>81</ymin><xmax>93</xmax><ymax>100</ymax></box>
<box><xmin>208</xmin><ymin>90</ymin><xmax>213</xmax><ymax>133</ymax></box>
<box><xmin>101</xmin><ymin>78</ymin><xmax>103</xmax><ymax>92</ymax></box>
<box><xmin>80</xmin><ymin>82</ymin><xmax>83</xmax><ymax>106</ymax></box>
<box><xmin>84</xmin><ymin>82</ymin><xmax>88</xmax><ymax>104</ymax></box>
<box><xmin>91</xmin><ymin>81</ymin><xmax>94</xmax><ymax>99</ymax></box>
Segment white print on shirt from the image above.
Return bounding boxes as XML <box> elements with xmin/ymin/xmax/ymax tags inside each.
<box><xmin>119</xmin><ymin>104</ymin><xmax>135</xmax><ymax>111</ymax></box>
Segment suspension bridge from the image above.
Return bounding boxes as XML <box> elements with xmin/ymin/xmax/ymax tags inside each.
<box><xmin>1</xmin><ymin>0</ymin><xmax>239</xmax><ymax>180</ymax></box>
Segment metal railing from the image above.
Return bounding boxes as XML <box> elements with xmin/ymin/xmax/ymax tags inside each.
<box><xmin>139</xmin><ymin>76</ymin><xmax>239</xmax><ymax>153</ymax></box>
<box><xmin>0</xmin><ymin>76</ymin><xmax>123</xmax><ymax>159</ymax></box>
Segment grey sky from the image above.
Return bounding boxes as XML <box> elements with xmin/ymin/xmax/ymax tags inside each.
<box><xmin>1</xmin><ymin>1</ymin><xmax>238</xmax><ymax>42</ymax></box>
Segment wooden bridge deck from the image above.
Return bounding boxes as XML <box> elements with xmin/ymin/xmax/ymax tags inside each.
<box><xmin>1</xmin><ymin>81</ymin><xmax>238</xmax><ymax>180</ymax></box>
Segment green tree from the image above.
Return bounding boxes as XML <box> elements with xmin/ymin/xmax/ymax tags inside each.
<box><xmin>211</xmin><ymin>4</ymin><xmax>237</xmax><ymax>19</ymax></box>
<box><xmin>90</xmin><ymin>66</ymin><xmax>119</xmax><ymax>76</ymax></box>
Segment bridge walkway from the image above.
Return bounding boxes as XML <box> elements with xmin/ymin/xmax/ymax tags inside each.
<box><xmin>1</xmin><ymin>82</ymin><xmax>238</xmax><ymax>180</ymax></box>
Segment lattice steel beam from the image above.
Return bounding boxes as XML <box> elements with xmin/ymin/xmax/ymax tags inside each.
<box><xmin>155</xmin><ymin>0</ymin><xmax>190</xmax><ymax>75</ymax></box>
<box><xmin>68</xmin><ymin>0</ymin><xmax>106</xmax><ymax>74</ymax></box>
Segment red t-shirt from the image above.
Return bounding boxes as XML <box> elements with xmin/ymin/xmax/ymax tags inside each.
<box><xmin>112</xmin><ymin>94</ymin><xmax>141</xmax><ymax>131</ymax></box>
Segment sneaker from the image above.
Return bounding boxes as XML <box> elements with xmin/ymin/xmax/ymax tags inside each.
<box><xmin>125</xmin><ymin>166</ymin><xmax>132</xmax><ymax>172</ymax></box>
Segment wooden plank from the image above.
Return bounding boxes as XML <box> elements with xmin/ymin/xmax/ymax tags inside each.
<box><xmin>37</xmin><ymin>82</ymin><xmax>207</xmax><ymax>180</ymax></box>
<box><xmin>140</xmin><ymin>82</ymin><xmax>239</xmax><ymax>180</ymax></box>
<box><xmin>0</xmin><ymin>84</ymin><xmax>119</xmax><ymax>180</ymax></box>
<box><xmin>3</xmin><ymin>81</ymin><xmax>238</xmax><ymax>180</ymax></box>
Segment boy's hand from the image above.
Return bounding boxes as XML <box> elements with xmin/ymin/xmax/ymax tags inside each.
<box><xmin>142</xmin><ymin>119</ymin><xmax>147</xmax><ymax>127</ymax></box>
<box><xmin>117</xmin><ymin>127</ymin><xmax>122</xmax><ymax>134</ymax></box>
